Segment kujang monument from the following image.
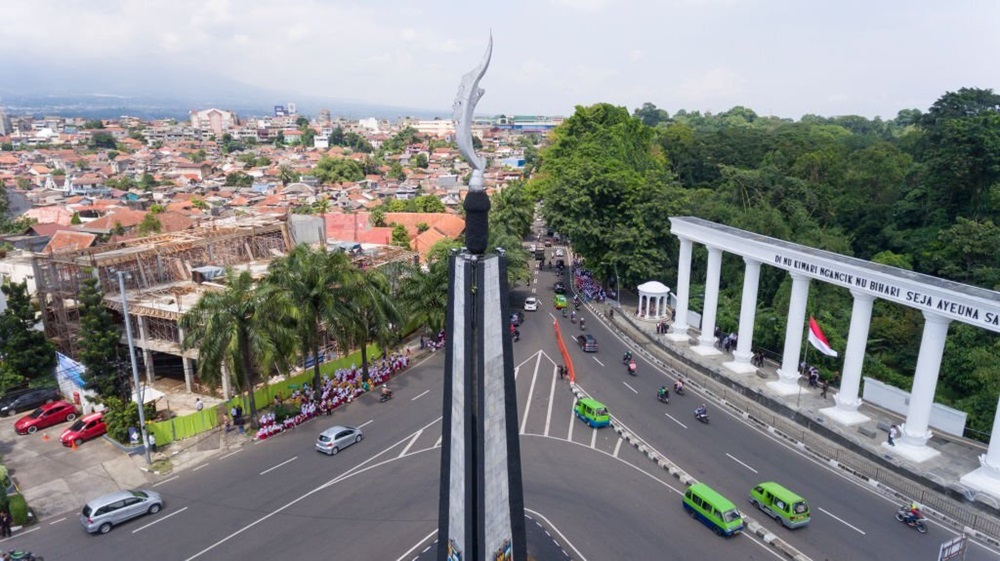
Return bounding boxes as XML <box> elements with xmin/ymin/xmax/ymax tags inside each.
<box><xmin>437</xmin><ymin>35</ymin><xmax>528</xmax><ymax>561</ymax></box>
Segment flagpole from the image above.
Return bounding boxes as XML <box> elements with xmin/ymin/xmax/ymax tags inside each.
<box><xmin>797</xmin><ymin>319</ymin><xmax>810</xmax><ymax>408</ymax></box>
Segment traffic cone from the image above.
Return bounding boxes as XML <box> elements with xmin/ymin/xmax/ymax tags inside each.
<box><xmin>42</xmin><ymin>432</ymin><xmax>49</xmax><ymax>442</ymax></box>
<box><xmin>71</xmin><ymin>439</ymin><xmax>77</xmax><ymax>451</ymax></box>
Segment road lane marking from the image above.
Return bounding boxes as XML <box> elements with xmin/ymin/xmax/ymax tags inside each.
<box><xmin>358</xmin><ymin>419</ymin><xmax>374</xmax><ymax>429</ymax></box>
<box><xmin>665</xmin><ymin>413</ymin><xmax>688</xmax><ymax>429</ymax></box>
<box><xmin>395</xmin><ymin>528</ymin><xmax>439</xmax><ymax>561</ymax></box>
<box><xmin>132</xmin><ymin>506</ymin><xmax>189</xmax><ymax>534</ymax></box>
<box><xmin>185</xmin><ymin>418</ymin><xmax>443</xmax><ymax>561</ymax></box>
<box><xmin>219</xmin><ymin>449</ymin><xmax>243</xmax><ymax>460</ymax></box>
<box><xmin>434</xmin><ymin>435</ymin><xmax>442</xmax><ymax>448</ymax></box>
<box><xmin>48</xmin><ymin>517</ymin><xmax>66</xmax><ymax>525</ymax></box>
<box><xmin>613</xmin><ymin>438</ymin><xmax>623</xmax><ymax>458</ymax></box>
<box><xmin>590</xmin><ymin>427</ymin><xmax>597</xmax><ymax>448</ymax></box>
<box><xmin>818</xmin><ymin>507</ymin><xmax>866</xmax><ymax>535</ymax></box>
<box><xmin>567</xmin><ymin>409</ymin><xmax>575</xmax><ymax>441</ymax></box>
<box><xmin>622</xmin><ymin>381</ymin><xmax>638</xmax><ymax>394</ymax></box>
<box><xmin>399</xmin><ymin>429</ymin><xmax>423</xmax><ymax>458</ymax></box>
<box><xmin>193</xmin><ymin>463</ymin><xmax>209</xmax><ymax>472</ymax></box>
<box><xmin>519</xmin><ymin>356</ymin><xmax>542</xmax><ymax>434</ymax></box>
<box><xmin>544</xmin><ymin>366</ymin><xmax>558</xmax><ymax>437</ymax></box>
<box><xmin>525</xmin><ymin>508</ymin><xmax>590</xmax><ymax>561</ymax></box>
<box><xmin>411</xmin><ymin>390</ymin><xmax>430</xmax><ymax>401</ymax></box>
<box><xmin>259</xmin><ymin>456</ymin><xmax>298</xmax><ymax>476</ymax></box>
<box><xmin>726</xmin><ymin>453</ymin><xmax>758</xmax><ymax>474</ymax></box>
<box><xmin>592</xmin><ymin>356</ymin><xmax>604</xmax><ymax>367</ymax></box>
<box><xmin>153</xmin><ymin>475</ymin><xmax>179</xmax><ymax>487</ymax></box>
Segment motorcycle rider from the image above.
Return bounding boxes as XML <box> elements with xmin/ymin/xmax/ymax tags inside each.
<box><xmin>570</xmin><ymin>310</ymin><xmax>577</xmax><ymax>323</ymax></box>
<box><xmin>627</xmin><ymin>359</ymin><xmax>637</xmax><ymax>374</ymax></box>
<box><xmin>674</xmin><ymin>378</ymin><xmax>685</xmax><ymax>393</ymax></box>
<box><xmin>905</xmin><ymin>502</ymin><xmax>923</xmax><ymax>523</ymax></box>
<box><xmin>381</xmin><ymin>384</ymin><xmax>392</xmax><ymax>400</ymax></box>
<box><xmin>695</xmin><ymin>404</ymin><xmax>708</xmax><ymax>419</ymax></box>
<box><xmin>623</xmin><ymin>351</ymin><xmax>633</xmax><ymax>363</ymax></box>
<box><xmin>657</xmin><ymin>386</ymin><xmax>669</xmax><ymax>401</ymax></box>
<box><xmin>580</xmin><ymin>318</ymin><xmax>585</xmax><ymax>330</ymax></box>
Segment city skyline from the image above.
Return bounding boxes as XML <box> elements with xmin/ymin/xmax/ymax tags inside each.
<box><xmin>0</xmin><ymin>1</ymin><xmax>998</xmax><ymax>120</ymax></box>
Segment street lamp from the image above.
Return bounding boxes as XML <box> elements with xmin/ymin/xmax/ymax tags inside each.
<box><xmin>116</xmin><ymin>270</ymin><xmax>151</xmax><ymax>465</ymax></box>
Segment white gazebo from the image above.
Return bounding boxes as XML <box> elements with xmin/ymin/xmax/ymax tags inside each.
<box><xmin>637</xmin><ymin>281</ymin><xmax>671</xmax><ymax>320</ymax></box>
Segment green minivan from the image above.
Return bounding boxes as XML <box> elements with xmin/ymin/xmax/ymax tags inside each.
<box><xmin>749</xmin><ymin>482</ymin><xmax>810</xmax><ymax>529</ymax></box>
<box><xmin>574</xmin><ymin>398</ymin><xmax>610</xmax><ymax>428</ymax></box>
<box><xmin>683</xmin><ymin>483</ymin><xmax>745</xmax><ymax>537</ymax></box>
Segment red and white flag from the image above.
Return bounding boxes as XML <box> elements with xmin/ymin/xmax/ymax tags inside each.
<box><xmin>807</xmin><ymin>317</ymin><xmax>838</xmax><ymax>357</ymax></box>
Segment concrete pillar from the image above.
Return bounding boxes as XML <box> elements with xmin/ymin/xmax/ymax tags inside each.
<box><xmin>136</xmin><ymin>315</ymin><xmax>155</xmax><ymax>384</ymax></box>
<box><xmin>667</xmin><ymin>237</ymin><xmax>693</xmax><ymax>341</ymax></box>
<box><xmin>221</xmin><ymin>363</ymin><xmax>232</xmax><ymax>401</ymax></box>
<box><xmin>725</xmin><ymin>258</ymin><xmax>760</xmax><ymax>374</ymax></box>
<box><xmin>695</xmin><ymin>246</ymin><xmax>723</xmax><ymax>355</ymax></box>
<box><xmin>892</xmin><ymin>311</ymin><xmax>950</xmax><ymax>462</ymax></box>
<box><xmin>178</xmin><ymin>326</ymin><xmax>194</xmax><ymax>392</ymax></box>
<box><xmin>821</xmin><ymin>291</ymin><xmax>874</xmax><ymax>426</ymax></box>
<box><xmin>768</xmin><ymin>273</ymin><xmax>810</xmax><ymax>395</ymax></box>
<box><xmin>960</xmin><ymin>394</ymin><xmax>1000</xmax><ymax>497</ymax></box>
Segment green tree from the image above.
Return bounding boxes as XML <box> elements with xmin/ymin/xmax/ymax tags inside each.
<box><xmin>15</xmin><ymin>178</ymin><xmax>30</xmax><ymax>190</ymax></box>
<box><xmin>89</xmin><ymin>132</ymin><xmax>117</xmax><ymax>149</ymax></box>
<box><xmin>77</xmin><ymin>277</ymin><xmax>129</xmax><ymax>400</ymax></box>
<box><xmin>180</xmin><ymin>270</ymin><xmax>294</xmax><ymax>429</ymax></box>
<box><xmin>70</xmin><ymin>212</ymin><xmax>82</xmax><ymax>225</ymax></box>
<box><xmin>413</xmin><ymin>195</ymin><xmax>445</xmax><ymax>213</ymax></box>
<box><xmin>391</xmin><ymin>223</ymin><xmax>410</xmax><ymax>248</ymax></box>
<box><xmin>82</xmin><ymin>120</ymin><xmax>105</xmax><ymax>129</ymax></box>
<box><xmin>0</xmin><ymin>281</ymin><xmax>56</xmax><ymax>390</ymax></box>
<box><xmin>331</xmin><ymin>268</ymin><xmax>401</xmax><ymax>383</ymax></box>
<box><xmin>311</xmin><ymin>157</ymin><xmax>364</xmax><ymax>184</ymax></box>
<box><xmin>413</xmin><ymin>153</ymin><xmax>429</xmax><ymax>169</ymax></box>
<box><xmin>279</xmin><ymin>165</ymin><xmax>298</xmax><ymax>187</ymax></box>
<box><xmin>633</xmin><ymin>102</ymin><xmax>670</xmax><ymax>127</ymax></box>
<box><xmin>264</xmin><ymin>246</ymin><xmax>357</xmax><ymax>392</ymax></box>
<box><xmin>388</xmin><ymin>161</ymin><xmax>406</xmax><ymax>180</ymax></box>
<box><xmin>225</xmin><ymin>172</ymin><xmax>254</xmax><ymax>188</ymax></box>
<box><xmin>370</xmin><ymin>207</ymin><xmax>386</xmax><ymax>227</ymax></box>
<box><xmin>397</xmin><ymin>240</ymin><xmax>458</xmax><ymax>334</ymax></box>
<box><xmin>329</xmin><ymin>127</ymin><xmax>345</xmax><ymax>146</ymax></box>
<box><xmin>136</xmin><ymin>213</ymin><xmax>162</xmax><ymax>236</ymax></box>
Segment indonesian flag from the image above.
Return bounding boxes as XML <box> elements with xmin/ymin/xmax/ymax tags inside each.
<box><xmin>808</xmin><ymin>317</ymin><xmax>838</xmax><ymax>357</ymax></box>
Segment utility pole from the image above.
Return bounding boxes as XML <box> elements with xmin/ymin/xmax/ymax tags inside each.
<box><xmin>117</xmin><ymin>271</ymin><xmax>151</xmax><ymax>465</ymax></box>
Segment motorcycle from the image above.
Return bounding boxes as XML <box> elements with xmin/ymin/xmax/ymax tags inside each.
<box><xmin>656</xmin><ymin>391</ymin><xmax>669</xmax><ymax>404</ymax></box>
<box><xmin>694</xmin><ymin>409</ymin><xmax>709</xmax><ymax>424</ymax></box>
<box><xmin>378</xmin><ymin>392</ymin><xmax>393</xmax><ymax>403</ymax></box>
<box><xmin>627</xmin><ymin>360</ymin><xmax>637</xmax><ymax>377</ymax></box>
<box><xmin>622</xmin><ymin>354</ymin><xmax>633</xmax><ymax>365</ymax></box>
<box><xmin>673</xmin><ymin>383</ymin><xmax>685</xmax><ymax>396</ymax></box>
<box><xmin>5</xmin><ymin>551</ymin><xmax>43</xmax><ymax>561</ymax></box>
<box><xmin>894</xmin><ymin>507</ymin><xmax>928</xmax><ymax>534</ymax></box>
<box><xmin>580</xmin><ymin>319</ymin><xmax>586</xmax><ymax>331</ymax></box>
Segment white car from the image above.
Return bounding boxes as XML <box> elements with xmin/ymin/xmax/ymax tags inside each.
<box><xmin>555</xmin><ymin>249</ymin><xmax>565</xmax><ymax>257</ymax></box>
<box><xmin>524</xmin><ymin>297</ymin><xmax>539</xmax><ymax>311</ymax></box>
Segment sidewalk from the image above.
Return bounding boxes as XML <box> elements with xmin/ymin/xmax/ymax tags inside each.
<box><xmin>596</xmin><ymin>289</ymin><xmax>1000</xmax><ymax>543</ymax></box>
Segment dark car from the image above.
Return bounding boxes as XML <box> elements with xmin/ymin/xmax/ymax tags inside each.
<box><xmin>576</xmin><ymin>334</ymin><xmax>598</xmax><ymax>352</ymax></box>
<box><xmin>1</xmin><ymin>388</ymin><xmax>61</xmax><ymax>417</ymax></box>
<box><xmin>553</xmin><ymin>282</ymin><xmax>566</xmax><ymax>294</ymax></box>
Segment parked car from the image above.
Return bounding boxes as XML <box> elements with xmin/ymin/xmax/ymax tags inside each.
<box><xmin>553</xmin><ymin>282</ymin><xmax>566</xmax><ymax>294</ymax></box>
<box><xmin>524</xmin><ymin>297</ymin><xmax>539</xmax><ymax>311</ymax></box>
<box><xmin>315</xmin><ymin>425</ymin><xmax>364</xmax><ymax>455</ymax></box>
<box><xmin>576</xmin><ymin>334</ymin><xmax>599</xmax><ymax>352</ymax></box>
<box><xmin>60</xmin><ymin>411</ymin><xmax>107</xmax><ymax>447</ymax></box>
<box><xmin>15</xmin><ymin>400</ymin><xmax>79</xmax><ymax>435</ymax></box>
<box><xmin>80</xmin><ymin>489</ymin><xmax>163</xmax><ymax>534</ymax></box>
<box><xmin>1</xmin><ymin>388</ymin><xmax>61</xmax><ymax>417</ymax></box>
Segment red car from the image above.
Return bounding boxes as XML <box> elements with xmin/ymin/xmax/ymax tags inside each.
<box><xmin>60</xmin><ymin>411</ymin><xmax>106</xmax><ymax>447</ymax></box>
<box><xmin>14</xmin><ymin>400</ymin><xmax>79</xmax><ymax>435</ymax></box>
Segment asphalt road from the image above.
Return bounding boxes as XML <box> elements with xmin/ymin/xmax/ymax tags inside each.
<box><xmin>6</xmin><ymin>250</ymin><xmax>999</xmax><ymax>560</ymax></box>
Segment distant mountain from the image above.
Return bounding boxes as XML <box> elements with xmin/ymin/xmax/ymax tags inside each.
<box><xmin>0</xmin><ymin>58</ymin><xmax>447</xmax><ymax>121</ymax></box>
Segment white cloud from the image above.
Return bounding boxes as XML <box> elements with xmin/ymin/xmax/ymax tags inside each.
<box><xmin>629</xmin><ymin>49</ymin><xmax>644</xmax><ymax>62</ymax></box>
<box><xmin>675</xmin><ymin>68</ymin><xmax>747</xmax><ymax>102</ymax></box>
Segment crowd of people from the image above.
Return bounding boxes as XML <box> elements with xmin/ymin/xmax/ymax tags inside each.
<box><xmin>254</xmin><ymin>352</ymin><xmax>411</xmax><ymax>441</ymax></box>
<box><xmin>572</xmin><ymin>266</ymin><xmax>608</xmax><ymax>303</ymax></box>
<box><xmin>421</xmin><ymin>330</ymin><xmax>447</xmax><ymax>351</ymax></box>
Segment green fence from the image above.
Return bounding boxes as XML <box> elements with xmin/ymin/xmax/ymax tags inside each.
<box><xmin>146</xmin><ymin>345</ymin><xmax>382</xmax><ymax>445</ymax></box>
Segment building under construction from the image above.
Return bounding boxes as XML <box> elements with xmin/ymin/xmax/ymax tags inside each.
<box><xmin>32</xmin><ymin>215</ymin><xmax>416</xmax><ymax>399</ymax></box>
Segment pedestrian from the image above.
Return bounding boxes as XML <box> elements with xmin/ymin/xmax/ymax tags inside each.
<box><xmin>888</xmin><ymin>424</ymin><xmax>899</xmax><ymax>446</ymax></box>
<box><xmin>195</xmin><ymin>397</ymin><xmax>204</xmax><ymax>412</ymax></box>
<box><xmin>820</xmin><ymin>378</ymin><xmax>829</xmax><ymax>399</ymax></box>
<box><xmin>223</xmin><ymin>413</ymin><xmax>232</xmax><ymax>433</ymax></box>
<box><xmin>0</xmin><ymin>510</ymin><xmax>11</xmax><ymax>538</ymax></box>
<box><xmin>147</xmin><ymin>432</ymin><xmax>157</xmax><ymax>453</ymax></box>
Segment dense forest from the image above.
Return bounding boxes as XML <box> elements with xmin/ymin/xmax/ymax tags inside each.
<box><xmin>528</xmin><ymin>87</ymin><xmax>1000</xmax><ymax>439</ymax></box>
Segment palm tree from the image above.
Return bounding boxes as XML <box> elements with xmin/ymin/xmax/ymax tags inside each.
<box><xmin>333</xmin><ymin>267</ymin><xmax>401</xmax><ymax>383</ymax></box>
<box><xmin>278</xmin><ymin>165</ymin><xmax>297</xmax><ymax>187</ymax></box>
<box><xmin>263</xmin><ymin>245</ymin><xmax>355</xmax><ymax>392</ymax></box>
<box><xmin>180</xmin><ymin>270</ymin><xmax>294</xmax><ymax>429</ymax></box>
<box><xmin>398</xmin><ymin>246</ymin><xmax>453</xmax><ymax>334</ymax></box>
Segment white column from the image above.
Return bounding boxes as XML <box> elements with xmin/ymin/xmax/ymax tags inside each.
<box><xmin>137</xmin><ymin>315</ymin><xmax>155</xmax><ymax>384</ymax></box>
<box><xmin>892</xmin><ymin>311</ymin><xmax>949</xmax><ymax>462</ymax></box>
<box><xmin>694</xmin><ymin>246</ymin><xmax>723</xmax><ymax>355</ymax></box>
<box><xmin>658</xmin><ymin>295</ymin><xmax>665</xmax><ymax>318</ymax></box>
<box><xmin>725</xmin><ymin>258</ymin><xmax>760</xmax><ymax>374</ymax></box>
<box><xmin>822</xmin><ymin>291</ymin><xmax>874</xmax><ymax>426</ymax></box>
<box><xmin>768</xmin><ymin>273</ymin><xmax>810</xmax><ymax>395</ymax></box>
<box><xmin>960</xmin><ymin>394</ymin><xmax>1000</xmax><ymax>496</ymax></box>
<box><xmin>178</xmin><ymin>326</ymin><xmax>194</xmax><ymax>392</ymax></box>
<box><xmin>668</xmin><ymin>237</ymin><xmax>693</xmax><ymax>341</ymax></box>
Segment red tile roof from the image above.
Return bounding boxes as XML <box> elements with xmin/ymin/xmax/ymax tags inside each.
<box><xmin>42</xmin><ymin>230</ymin><xmax>98</xmax><ymax>254</ymax></box>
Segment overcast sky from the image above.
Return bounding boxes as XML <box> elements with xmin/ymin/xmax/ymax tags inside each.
<box><xmin>2</xmin><ymin>0</ymin><xmax>997</xmax><ymax>119</ymax></box>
